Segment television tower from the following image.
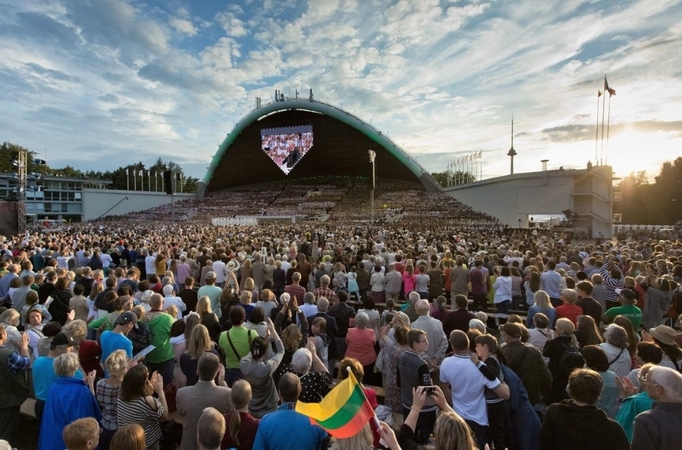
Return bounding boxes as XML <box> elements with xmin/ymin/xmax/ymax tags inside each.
<box><xmin>507</xmin><ymin>116</ymin><xmax>517</xmax><ymax>175</ymax></box>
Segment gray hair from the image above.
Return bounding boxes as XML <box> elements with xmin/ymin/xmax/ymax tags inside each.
<box><xmin>54</xmin><ymin>352</ymin><xmax>80</xmax><ymax>377</ymax></box>
<box><xmin>415</xmin><ymin>300</ymin><xmax>430</xmax><ymax>315</ymax></box>
<box><xmin>562</xmin><ymin>289</ymin><xmax>578</xmax><ymax>304</ymax></box>
<box><xmin>317</xmin><ymin>297</ymin><xmax>329</xmax><ymax>312</ymax></box>
<box><xmin>355</xmin><ymin>312</ymin><xmax>369</xmax><ymax>328</ymax></box>
<box><xmin>475</xmin><ymin>311</ymin><xmax>488</xmax><ymax>322</ymax></box>
<box><xmin>291</xmin><ymin>348</ymin><xmax>313</xmax><ymax>374</ymax></box>
<box><xmin>468</xmin><ymin>319</ymin><xmax>486</xmax><ymax>333</ymax></box>
<box><xmin>320</xmin><ymin>274</ymin><xmax>331</xmax><ymax>286</ymax></box>
<box><xmin>408</xmin><ymin>291</ymin><xmax>420</xmax><ymax>304</ymax></box>
<box><xmin>648</xmin><ymin>366</ymin><xmax>682</xmax><ymax>399</ymax></box>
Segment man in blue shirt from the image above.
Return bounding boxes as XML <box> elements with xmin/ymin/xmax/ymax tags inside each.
<box><xmin>100</xmin><ymin>311</ymin><xmax>137</xmax><ymax>371</ymax></box>
<box><xmin>540</xmin><ymin>261</ymin><xmax>563</xmax><ymax>307</ymax></box>
<box><xmin>253</xmin><ymin>373</ymin><xmax>328</xmax><ymax>450</ymax></box>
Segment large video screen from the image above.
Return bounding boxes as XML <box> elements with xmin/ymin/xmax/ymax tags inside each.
<box><xmin>261</xmin><ymin>125</ymin><xmax>313</xmax><ymax>174</ymax></box>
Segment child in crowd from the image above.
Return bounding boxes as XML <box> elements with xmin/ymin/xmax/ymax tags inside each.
<box><xmin>311</xmin><ymin>317</ymin><xmax>330</xmax><ymax>371</ymax></box>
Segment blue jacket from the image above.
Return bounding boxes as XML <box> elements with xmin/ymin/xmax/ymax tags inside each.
<box><xmin>253</xmin><ymin>403</ymin><xmax>327</xmax><ymax>450</ymax></box>
<box><xmin>501</xmin><ymin>364</ymin><xmax>541</xmax><ymax>450</ymax></box>
<box><xmin>38</xmin><ymin>376</ymin><xmax>102</xmax><ymax>450</ymax></box>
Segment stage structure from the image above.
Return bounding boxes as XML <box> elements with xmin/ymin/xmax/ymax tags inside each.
<box><xmin>200</xmin><ymin>95</ymin><xmax>440</xmax><ymax>195</ymax></box>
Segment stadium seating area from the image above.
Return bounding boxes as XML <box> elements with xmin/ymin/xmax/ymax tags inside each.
<box><xmin>101</xmin><ymin>178</ymin><xmax>503</xmax><ymax>229</ymax></box>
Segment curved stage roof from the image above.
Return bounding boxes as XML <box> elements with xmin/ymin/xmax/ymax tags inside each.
<box><xmin>202</xmin><ymin>99</ymin><xmax>440</xmax><ymax>194</ymax></box>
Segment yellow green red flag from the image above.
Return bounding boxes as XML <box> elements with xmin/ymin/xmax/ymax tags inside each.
<box><xmin>295</xmin><ymin>369</ymin><xmax>375</xmax><ymax>438</ymax></box>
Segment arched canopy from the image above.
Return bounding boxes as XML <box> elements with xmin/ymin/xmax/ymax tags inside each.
<box><xmin>203</xmin><ymin>99</ymin><xmax>439</xmax><ymax>193</ymax></box>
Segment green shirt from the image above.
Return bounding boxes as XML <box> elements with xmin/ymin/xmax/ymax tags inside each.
<box><xmin>218</xmin><ymin>327</ymin><xmax>258</xmax><ymax>369</ymax></box>
<box><xmin>604</xmin><ymin>304</ymin><xmax>642</xmax><ymax>330</ymax></box>
<box><xmin>145</xmin><ymin>311</ymin><xmax>174</xmax><ymax>364</ymax></box>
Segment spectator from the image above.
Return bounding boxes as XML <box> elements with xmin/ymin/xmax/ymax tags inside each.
<box><xmin>222</xmin><ymin>380</ymin><xmax>260</xmax><ymax>450</ymax></box>
<box><xmin>631</xmin><ymin>366</ymin><xmax>682</xmax><ymax>450</ymax></box>
<box><xmin>39</xmin><ymin>353</ymin><xmax>101</xmax><ymax>450</ymax></box>
<box><xmin>540</xmin><ymin>368</ymin><xmax>629</xmax><ymax>450</ymax></box>
<box><xmin>252</xmin><ymin>373</ymin><xmax>327</xmax><ymax>450</ymax></box>
<box><xmin>117</xmin><ymin>365</ymin><xmax>168</xmax><ymax>449</ymax></box>
<box><xmin>176</xmin><ymin>353</ymin><xmax>232</xmax><ymax>450</ymax></box>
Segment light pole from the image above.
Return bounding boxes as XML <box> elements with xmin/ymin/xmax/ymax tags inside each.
<box><xmin>368</xmin><ymin>149</ymin><xmax>376</xmax><ymax>225</ymax></box>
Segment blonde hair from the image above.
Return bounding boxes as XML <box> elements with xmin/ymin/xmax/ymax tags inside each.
<box><xmin>54</xmin><ymin>352</ymin><xmax>80</xmax><ymax>377</ymax></box>
<box><xmin>329</xmin><ymin>424</ymin><xmax>373</xmax><ymax>450</ymax></box>
<box><xmin>105</xmin><ymin>350</ymin><xmax>128</xmax><ymax>379</ymax></box>
<box><xmin>196</xmin><ymin>296</ymin><xmax>213</xmax><ymax>316</ymax></box>
<box><xmin>534</xmin><ymin>290</ymin><xmax>552</xmax><ymax>310</ymax></box>
<box><xmin>186</xmin><ymin>324</ymin><xmax>212</xmax><ymax>360</ymax></box>
<box><xmin>434</xmin><ymin>411</ymin><xmax>478</xmax><ymax>450</ymax></box>
<box><xmin>244</xmin><ymin>278</ymin><xmax>255</xmax><ymax>291</ymax></box>
<box><xmin>62</xmin><ymin>320</ymin><xmax>88</xmax><ymax>344</ymax></box>
<box><xmin>240</xmin><ymin>291</ymin><xmax>252</xmax><ymax>305</ymax></box>
<box><xmin>229</xmin><ymin>380</ymin><xmax>252</xmax><ymax>447</ymax></box>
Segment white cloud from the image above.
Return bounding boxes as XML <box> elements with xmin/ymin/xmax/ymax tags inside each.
<box><xmin>215</xmin><ymin>11</ymin><xmax>248</xmax><ymax>37</ymax></box>
<box><xmin>169</xmin><ymin>18</ymin><xmax>197</xmax><ymax>36</ymax></box>
<box><xmin>0</xmin><ymin>0</ymin><xmax>681</xmax><ymax>182</ymax></box>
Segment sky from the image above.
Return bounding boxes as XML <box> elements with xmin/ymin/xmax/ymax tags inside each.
<box><xmin>1</xmin><ymin>0</ymin><xmax>681</xmax><ymax>183</ymax></box>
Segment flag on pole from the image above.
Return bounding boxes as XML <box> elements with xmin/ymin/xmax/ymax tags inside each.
<box><xmin>138</xmin><ymin>169</ymin><xmax>143</xmax><ymax>177</ymax></box>
<box><xmin>598</xmin><ymin>90</ymin><xmax>603</xmax><ymax>97</ymax></box>
<box><xmin>295</xmin><ymin>369</ymin><xmax>375</xmax><ymax>438</ymax></box>
<box><xmin>125</xmin><ymin>168</ymin><xmax>129</xmax><ymax>175</ymax></box>
<box><xmin>604</xmin><ymin>77</ymin><xmax>616</xmax><ymax>96</ymax></box>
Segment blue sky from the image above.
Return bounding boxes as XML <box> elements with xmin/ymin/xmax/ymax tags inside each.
<box><xmin>1</xmin><ymin>0</ymin><xmax>681</xmax><ymax>182</ymax></box>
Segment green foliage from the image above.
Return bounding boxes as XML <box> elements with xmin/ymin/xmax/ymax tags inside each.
<box><xmin>615</xmin><ymin>157</ymin><xmax>682</xmax><ymax>224</ymax></box>
<box><xmin>1</xmin><ymin>141</ymin><xmax>199</xmax><ymax>192</ymax></box>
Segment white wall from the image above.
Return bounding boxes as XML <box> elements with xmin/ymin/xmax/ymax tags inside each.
<box><xmin>445</xmin><ymin>171</ymin><xmax>575</xmax><ymax>228</ymax></box>
<box><xmin>82</xmin><ymin>189</ymin><xmax>195</xmax><ymax>221</ymax></box>
<box><xmin>444</xmin><ymin>167</ymin><xmax>614</xmax><ymax>237</ymax></box>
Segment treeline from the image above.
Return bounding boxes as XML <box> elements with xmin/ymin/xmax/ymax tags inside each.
<box><xmin>0</xmin><ymin>142</ymin><xmax>200</xmax><ymax>192</ymax></box>
<box><xmin>615</xmin><ymin>156</ymin><xmax>682</xmax><ymax>225</ymax></box>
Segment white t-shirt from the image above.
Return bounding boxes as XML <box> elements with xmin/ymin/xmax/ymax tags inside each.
<box><xmin>440</xmin><ymin>354</ymin><xmax>501</xmax><ymax>426</ymax></box>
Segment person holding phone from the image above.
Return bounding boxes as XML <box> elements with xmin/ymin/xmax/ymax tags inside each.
<box><xmin>398</xmin><ymin>329</ymin><xmax>437</xmax><ymax>444</ymax></box>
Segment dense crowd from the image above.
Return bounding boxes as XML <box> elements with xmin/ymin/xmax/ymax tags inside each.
<box><xmin>0</xmin><ymin>183</ymin><xmax>681</xmax><ymax>450</ymax></box>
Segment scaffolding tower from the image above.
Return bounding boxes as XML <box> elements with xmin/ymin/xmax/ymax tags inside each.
<box><xmin>17</xmin><ymin>149</ymin><xmax>28</xmax><ymax>234</ymax></box>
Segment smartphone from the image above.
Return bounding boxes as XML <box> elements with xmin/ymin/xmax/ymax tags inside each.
<box><xmin>423</xmin><ymin>386</ymin><xmax>436</xmax><ymax>396</ymax></box>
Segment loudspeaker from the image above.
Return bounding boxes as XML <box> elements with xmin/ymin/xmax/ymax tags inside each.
<box><xmin>164</xmin><ymin>170</ymin><xmax>173</xmax><ymax>195</ymax></box>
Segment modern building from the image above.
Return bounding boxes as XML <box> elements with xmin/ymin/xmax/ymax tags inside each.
<box><xmin>444</xmin><ymin>164</ymin><xmax>617</xmax><ymax>239</ymax></box>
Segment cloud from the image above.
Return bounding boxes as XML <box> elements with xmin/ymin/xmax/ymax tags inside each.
<box><xmin>169</xmin><ymin>18</ymin><xmax>197</xmax><ymax>36</ymax></box>
<box><xmin>215</xmin><ymin>11</ymin><xmax>248</xmax><ymax>38</ymax></box>
<box><xmin>0</xmin><ymin>0</ymin><xmax>681</xmax><ymax>182</ymax></box>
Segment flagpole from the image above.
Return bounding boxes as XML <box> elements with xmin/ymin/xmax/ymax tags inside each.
<box><xmin>600</xmin><ymin>76</ymin><xmax>607</xmax><ymax>165</ymax></box>
<box><xmin>133</xmin><ymin>169</ymin><xmax>137</xmax><ymax>191</ymax></box>
<box><xmin>126</xmin><ymin>168</ymin><xmax>130</xmax><ymax>191</ymax></box>
<box><xmin>605</xmin><ymin>94</ymin><xmax>612</xmax><ymax>165</ymax></box>
<box><xmin>595</xmin><ymin>91</ymin><xmax>601</xmax><ymax>165</ymax></box>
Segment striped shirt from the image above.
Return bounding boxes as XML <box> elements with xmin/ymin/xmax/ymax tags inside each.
<box><xmin>117</xmin><ymin>396</ymin><xmax>164</xmax><ymax>447</ymax></box>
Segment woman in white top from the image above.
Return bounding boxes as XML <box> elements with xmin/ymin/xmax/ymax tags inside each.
<box><xmin>493</xmin><ymin>266</ymin><xmax>513</xmax><ymax>315</ymax></box>
<box><xmin>599</xmin><ymin>323</ymin><xmax>632</xmax><ymax>378</ymax></box>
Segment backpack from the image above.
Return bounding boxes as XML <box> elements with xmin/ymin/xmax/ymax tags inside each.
<box><xmin>559</xmin><ymin>344</ymin><xmax>585</xmax><ymax>371</ymax></box>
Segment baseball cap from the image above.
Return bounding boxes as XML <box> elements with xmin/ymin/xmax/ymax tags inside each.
<box><xmin>50</xmin><ymin>332</ymin><xmax>74</xmax><ymax>349</ymax></box>
<box><xmin>116</xmin><ymin>311</ymin><xmax>138</xmax><ymax>328</ymax></box>
<box><xmin>615</xmin><ymin>288</ymin><xmax>636</xmax><ymax>302</ymax></box>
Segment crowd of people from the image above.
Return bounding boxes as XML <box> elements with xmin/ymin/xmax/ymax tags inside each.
<box><xmin>0</xmin><ymin>181</ymin><xmax>681</xmax><ymax>450</ymax></box>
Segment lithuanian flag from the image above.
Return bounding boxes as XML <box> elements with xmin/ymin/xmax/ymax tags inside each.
<box><xmin>295</xmin><ymin>370</ymin><xmax>375</xmax><ymax>438</ymax></box>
